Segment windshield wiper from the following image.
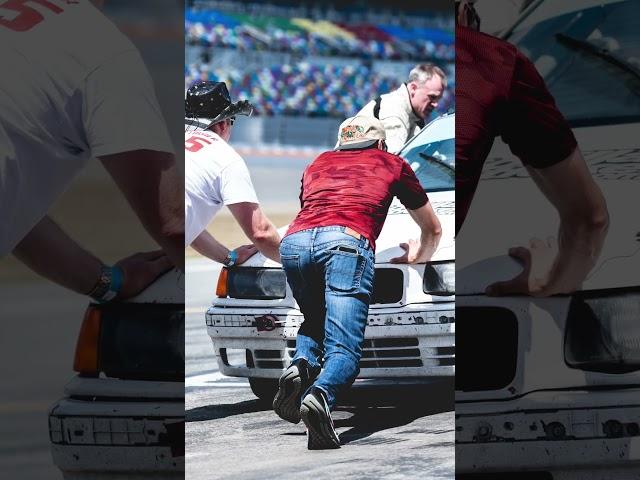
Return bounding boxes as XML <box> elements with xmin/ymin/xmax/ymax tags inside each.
<box><xmin>419</xmin><ymin>152</ymin><xmax>455</xmax><ymax>173</ymax></box>
<box><xmin>555</xmin><ymin>33</ymin><xmax>640</xmax><ymax>83</ymax></box>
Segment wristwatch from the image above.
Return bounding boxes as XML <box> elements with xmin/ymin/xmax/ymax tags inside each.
<box><xmin>88</xmin><ymin>265</ymin><xmax>124</xmax><ymax>303</ymax></box>
<box><xmin>223</xmin><ymin>250</ymin><xmax>238</xmax><ymax>267</ymax></box>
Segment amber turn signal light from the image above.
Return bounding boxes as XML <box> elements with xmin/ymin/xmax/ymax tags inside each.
<box><xmin>73</xmin><ymin>306</ymin><xmax>102</xmax><ymax>375</ymax></box>
<box><xmin>216</xmin><ymin>267</ymin><xmax>229</xmax><ymax>297</ymax></box>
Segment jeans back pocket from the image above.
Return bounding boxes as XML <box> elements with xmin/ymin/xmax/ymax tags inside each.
<box><xmin>280</xmin><ymin>253</ymin><xmax>305</xmax><ymax>294</ymax></box>
<box><xmin>326</xmin><ymin>246</ymin><xmax>364</xmax><ymax>293</ymax></box>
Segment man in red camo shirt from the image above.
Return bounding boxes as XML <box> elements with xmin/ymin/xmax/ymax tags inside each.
<box><xmin>272</xmin><ymin>116</ymin><xmax>442</xmax><ymax>449</ymax></box>
<box><xmin>456</xmin><ymin>0</ymin><xmax>608</xmax><ymax>297</ymax></box>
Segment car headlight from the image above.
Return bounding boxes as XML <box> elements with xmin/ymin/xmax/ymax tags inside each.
<box><xmin>217</xmin><ymin>267</ymin><xmax>287</xmax><ymax>300</ymax></box>
<box><xmin>423</xmin><ymin>261</ymin><xmax>455</xmax><ymax>296</ymax></box>
<box><xmin>74</xmin><ymin>303</ymin><xmax>184</xmax><ymax>381</ymax></box>
<box><xmin>565</xmin><ymin>291</ymin><xmax>640</xmax><ymax>374</ymax></box>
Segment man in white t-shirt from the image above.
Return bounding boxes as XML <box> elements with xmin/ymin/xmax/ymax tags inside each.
<box><xmin>184</xmin><ymin>81</ymin><xmax>281</xmax><ymax>266</ymax></box>
<box><xmin>0</xmin><ymin>0</ymin><xmax>184</xmax><ymax>302</ymax></box>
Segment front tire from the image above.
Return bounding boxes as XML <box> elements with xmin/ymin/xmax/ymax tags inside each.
<box><xmin>249</xmin><ymin>377</ymin><xmax>279</xmax><ymax>402</ymax></box>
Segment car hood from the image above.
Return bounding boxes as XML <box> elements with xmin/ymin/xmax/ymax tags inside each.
<box><xmin>376</xmin><ymin>190</ymin><xmax>455</xmax><ymax>263</ymax></box>
<box><xmin>125</xmin><ymin>269</ymin><xmax>185</xmax><ymax>304</ymax></box>
<box><xmin>457</xmin><ymin>122</ymin><xmax>640</xmax><ymax>295</ymax></box>
<box><xmin>242</xmin><ymin>189</ymin><xmax>455</xmax><ymax>267</ymax></box>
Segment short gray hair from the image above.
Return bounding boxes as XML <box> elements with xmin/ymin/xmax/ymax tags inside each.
<box><xmin>408</xmin><ymin>64</ymin><xmax>447</xmax><ymax>88</ymax></box>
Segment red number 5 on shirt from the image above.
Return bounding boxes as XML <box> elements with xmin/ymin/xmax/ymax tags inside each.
<box><xmin>185</xmin><ymin>135</ymin><xmax>213</xmax><ymax>153</ymax></box>
<box><xmin>0</xmin><ymin>0</ymin><xmax>66</xmax><ymax>32</ymax></box>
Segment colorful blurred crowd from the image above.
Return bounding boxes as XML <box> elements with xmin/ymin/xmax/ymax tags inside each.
<box><xmin>185</xmin><ymin>4</ymin><xmax>455</xmax><ymax>118</ymax></box>
<box><xmin>185</xmin><ymin>62</ymin><xmax>455</xmax><ymax>118</ymax></box>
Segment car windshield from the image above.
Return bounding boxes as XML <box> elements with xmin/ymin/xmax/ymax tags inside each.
<box><xmin>508</xmin><ymin>0</ymin><xmax>640</xmax><ymax>125</ymax></box>
<box><xmin>400</xmin><ymin>130</ymin><xmax>455</xmax><ymax>193</ymax></box>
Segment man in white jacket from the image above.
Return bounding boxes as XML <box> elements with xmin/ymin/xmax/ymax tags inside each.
<box><xmin>355</xmin><ymin>64</ymin><xmax>447</xmax><ymax>154</ymax></box>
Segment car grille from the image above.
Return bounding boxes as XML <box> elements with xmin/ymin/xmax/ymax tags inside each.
<box><xmin>220</xmin><ymin>337</ymin><xmax>454</xmax><ymax>370</ymax></box>
<box><xmin>371</xmin><ymin>268</ymin><xmax>404</xmax><ymax>304</ymax></box>
<box><xmin>455</xmin><ymin>307</ymin><xmax>518</xmax><ymax>392</ymax></box>
<box><xmin>361</xmin><ymin>338</ymin><xmax>424</xmax><ymax>368</ymax></box>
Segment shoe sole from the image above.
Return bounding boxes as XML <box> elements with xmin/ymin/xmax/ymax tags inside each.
<box><xmin>300</xmin><ymin>394</ymin><xmax>341</xmax><ymax>450</ymax></box>
<box><xmin>273</xmin><ymin>366</ymin><xmax>302</xmax><ymax>424</ymax></box>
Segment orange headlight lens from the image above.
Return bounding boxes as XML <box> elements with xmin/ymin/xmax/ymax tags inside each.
<box><xmin>73</xmin><ymin>306</ymin><xmax>102</xmax><ymax>375</ymax></box>
<box><xmin>216</xmin><ymin>267</ymin><xmax>229</xmax><ymax>297</ymax></box>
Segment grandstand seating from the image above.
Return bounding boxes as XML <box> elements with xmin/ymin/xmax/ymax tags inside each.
<box><xmin>185</xmin><ymin>61</ymin><xmax>454</xmax><ymax>118</ymax></box>
<box><xmin>185</xmin><ymin>8</ymin><xmax>453</xmax><ymax>61</ymax></box>
<box><xmin>185</xmin><ymin>4</ymin><xmax>454</xmax><ymax>119</ymax></box>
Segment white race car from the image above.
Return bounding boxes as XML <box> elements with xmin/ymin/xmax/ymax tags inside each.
<box><xmin>48</xmin><ymin>271</ymin><xmax>185</xmax><ymax>479</ymax></box>
<box><xmin>206</xmin><ymin>112</ymin><xmax>456</xmax><ymax>401</ymax></box>
<box><xmin>456</xmin><ymin>1</ymin><xmax>640</xmax><ymax>477</ymax></box>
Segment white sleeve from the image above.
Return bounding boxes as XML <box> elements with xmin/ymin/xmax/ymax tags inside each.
<box><xmin>219</xmin><ymin>158</ymin><xmax>259</xmax><ymax>206</ymax></box>
<box><xmin>382</xmin><ymin>115</ymin><xmax>410</xmax><ymax>154</ymax></box>
<box><xmin>82</xmin><ymin>49</ymin><xmax>175</xmax><ymax>157</ymax></box>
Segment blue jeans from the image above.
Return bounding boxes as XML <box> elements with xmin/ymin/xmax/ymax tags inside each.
<box><xmin>279</xmin><ymin>226</ymin><xmax>375</xmax><ymax>410</ymax></box>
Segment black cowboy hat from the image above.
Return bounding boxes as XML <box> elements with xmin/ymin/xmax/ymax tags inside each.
<box><xmin>185</xmin><ymin>81</ymin><xmax>253</xmax><ymax>130</ymax></box>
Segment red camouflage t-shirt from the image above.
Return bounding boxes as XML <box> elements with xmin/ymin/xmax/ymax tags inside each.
<box><xmin>286</xmin><ymin>148</ymin><xmax>428</xmax><ymax>250</ymax></box>
<box><xmin>456</xmin><ymin>26</ymin><xmax>577</xmax><ymax>233</ymax></box>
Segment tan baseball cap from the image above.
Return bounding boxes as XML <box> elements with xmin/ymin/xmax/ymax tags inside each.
<box><xmin>335</xmin><ymin>116</ymin><xmax>386</xmax><ymax>150</ymax></box>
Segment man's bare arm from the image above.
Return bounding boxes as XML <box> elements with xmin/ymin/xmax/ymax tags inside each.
<box><xmin>100</xmin><ymin>150</ymin><xmax>184</xmax><ymax>271</ymax></box>
<box><xmin>488</xmin><ymin>147</ymin><xmax>609</xmax><ymax>296</ymax></box>
<box><xmin>227</xmin><ymin>202</ymin><xmax>281</xmax><ymax>263</ymax></box>
<box><xmin>190</xmin><ymin>230</ymin><xmax>257</xmax><ymax>265</ymax></box>
<box><xmin>391</xmin><ymin>201</ymin><xmax>442</xmax><ymax>264</ymax></box>
<box><xmin>13</xmin><ymin>216</ymin><xmax>171</xmax><ymax>299</ymax></box>
<box><xmin>13</xmin><ymin>216</ymin><xmax>103</xmax><ymax>294</ymax></box>
<box><xmin>191</xmin><ymin>230</ymin><xmax>228</xmax><ymax>263</ymax></box>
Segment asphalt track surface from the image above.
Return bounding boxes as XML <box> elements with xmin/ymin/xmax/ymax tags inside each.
<box><xmin>185</xmin><ymin>258</ymin><xmax>455</xmax><ymax>480</ymax></box>
<box><xmin>0</xmin><ymin>281</ymin><xmax>82</xmax><ymax>479</ymax></box>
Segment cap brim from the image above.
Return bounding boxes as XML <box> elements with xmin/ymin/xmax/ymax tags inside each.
<box><xmin>208</xmin><ymin>100</ymin><xmax>254</xmax><ymax>124</ymax></box>
<box><xmin>185</xmin><ymin>100</ymin><xmax>254</xmax><ymax>130</ymax></box>
<box><xmin>335</xmin><ymin>138</ymin><xmax>378</xmax><ymax>151</ymax></box>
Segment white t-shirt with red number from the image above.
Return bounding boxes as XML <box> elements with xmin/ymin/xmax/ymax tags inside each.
<box><xmin>0</xmin><ymin>0</ymin><xmax>174</xmax><ymax>256</ymax></box>
<box><xmin>184</xmin><ymin>129</ymin><xmax>259</xmax><ymax>246</ymax></box>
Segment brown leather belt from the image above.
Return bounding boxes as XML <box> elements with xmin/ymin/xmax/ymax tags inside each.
<box><xmin>344</xmin><ymin>227</ymin><xmax>365</xmax><ymax>241</ymax></box>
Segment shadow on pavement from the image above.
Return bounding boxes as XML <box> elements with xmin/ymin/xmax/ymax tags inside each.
<box><xmin>186</xmin><ymin>379</ymin><xmax>454</xmax><ymax>438</ymax></box>
<box><xmin>336</xmin><ymin>379</ymin><xmax>454</xmax><ymax>444</ymax></box>
<box><xmin>186</xmin><ymin>399</ymin><xmax>271</xmax><ymax>422</ymax></box>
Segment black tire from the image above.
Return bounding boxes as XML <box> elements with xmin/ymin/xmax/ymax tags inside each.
<box><xmin>249</xmin><ymin>377</ymin><xmax>279</xmax><ymax>402</ymax></box>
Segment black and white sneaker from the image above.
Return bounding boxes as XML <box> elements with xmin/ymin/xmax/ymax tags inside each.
<box><xmin>300</xmin><ymin>387</ymin><xmax>341</xmax><ymax>450</ymax></box>
<box><xmin>273</xmin><ymin>359</ymin><xmax>317</xmax><ymax>424</ymax></box>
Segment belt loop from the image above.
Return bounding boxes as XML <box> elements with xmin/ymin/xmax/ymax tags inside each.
<box><xmin>311</xmin><ymin>227</ymin><xmax>317</xmax><ymax>251</ymax></box>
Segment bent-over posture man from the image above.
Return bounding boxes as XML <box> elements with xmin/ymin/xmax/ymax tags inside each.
<box><xmin>273</xmin><ymin>116</ymin><xmax>442</xmax><ymax>449</ymax></box>
<box><xmin>2</xmin><ymin>0</ymin><xmax>184</xmax><ymax>303</ymax></box>
<box><xmin>184</xmin><ymin>81</ymin><xmax>281</xmax><ymax>266</ymax></box>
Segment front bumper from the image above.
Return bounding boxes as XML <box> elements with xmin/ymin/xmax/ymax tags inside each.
<box><xmin>456</xmin><ymin>388</ymin><xmax>640</xmax><ymax>476</ymax></box>
<box><xmin>49</xmin><ymin>376</ymin><xmax>184</xmax><ymax>479</ymax></box>
<box><xmin>206</xmin><ymin>303</ymin><xmax>455</xmax><ymax>379</ymax></box>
